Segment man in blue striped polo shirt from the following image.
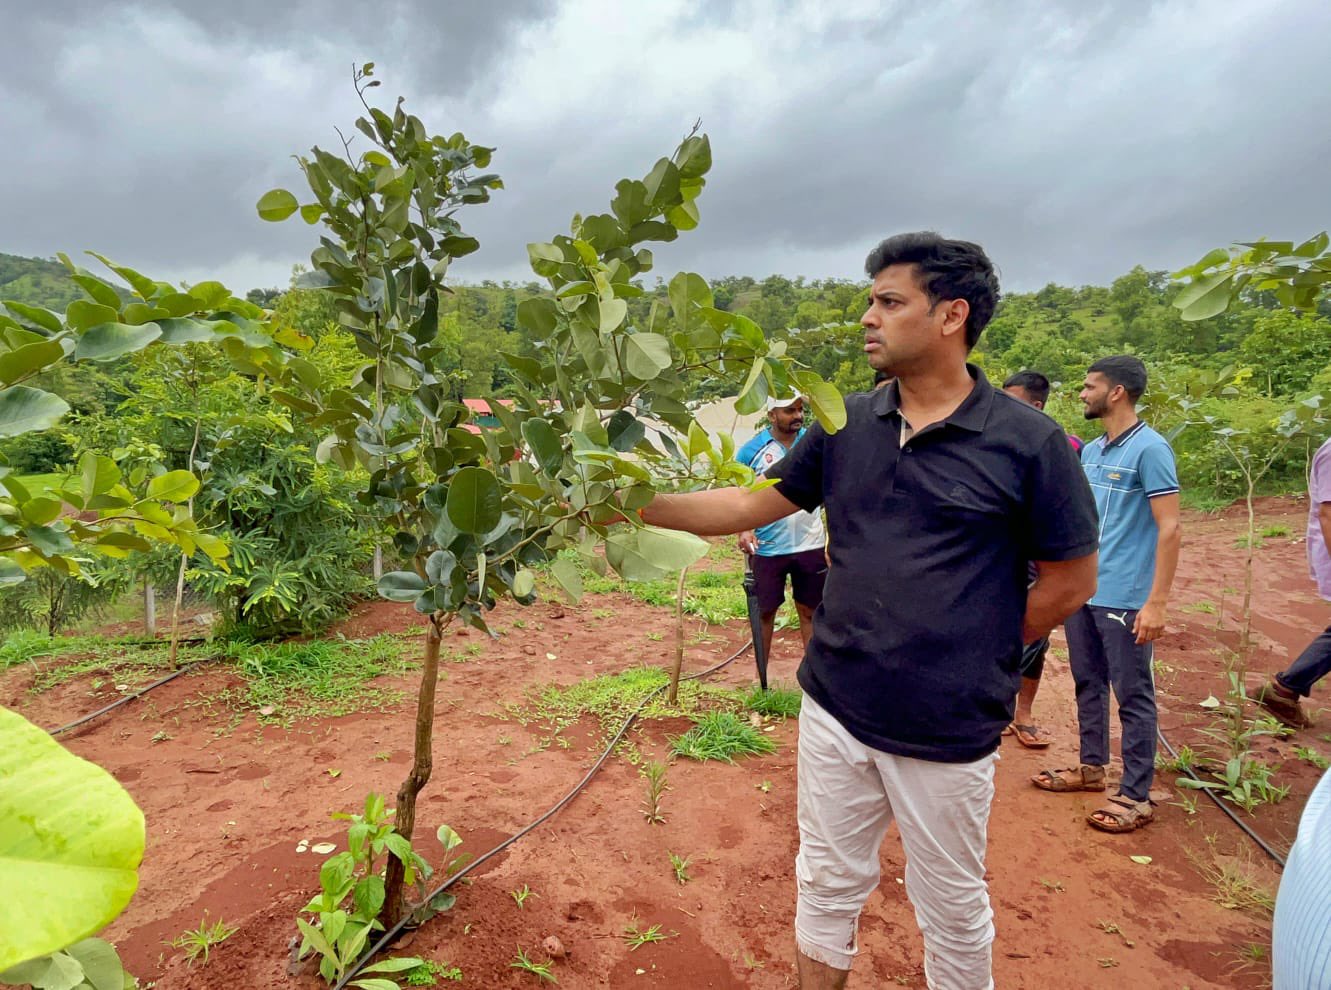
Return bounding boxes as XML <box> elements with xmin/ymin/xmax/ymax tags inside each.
<box><xmin>1033</xmin><ymin>355</ymin><xmax>1182</xmax><ymax>834</ymax></box>
<box><xmin>736</xmin><ymin>395</ymin><xmax>827</xmax><ymax>660</ymax></box>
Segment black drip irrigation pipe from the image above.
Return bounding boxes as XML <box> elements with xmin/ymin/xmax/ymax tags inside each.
<box><xmin>1157</xmin><ymin>728</ymin><xmax>1287</xmax><ymax>867</ymax></box>
<box><xmin>331</xmin><ymin>639</ymin><xmax>755</xmax><ymax>990</ymax></box>
<box><xmin>47</xmin><ymin>659</ymin><xmax>215</xmax><ymax>737</ymax></box>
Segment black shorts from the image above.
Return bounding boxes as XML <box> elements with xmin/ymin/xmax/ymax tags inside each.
<box><xmin>751</xmin><ymin>548</ymin><xmax>827</xmax><ymax>615</ymax></box>
<box><xmin>1021</xmin><ymin>636</ymin><xmax>1050</xmax><ymax>680</ymax></box>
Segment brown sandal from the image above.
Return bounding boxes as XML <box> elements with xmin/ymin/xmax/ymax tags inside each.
<box><xmin>1088</xmin><ymin>794</ymin><xmax>1154</xmax><ymax>833</ymax></box>
<box><xmin>1010</xmin><ymin>723</ymin><xmax>1052</xmax><ymax>749</ymax></box>
<box><xmin>1031</xmin><ymin>765</ymin><xmax>1106</xmax><ymax>792</ymax></box>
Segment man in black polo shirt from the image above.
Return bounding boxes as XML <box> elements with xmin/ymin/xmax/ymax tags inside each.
<box><xmin>639</xmin><ymin>233</ymin><xmax>1099</xmax><ymax>989</ymax></box>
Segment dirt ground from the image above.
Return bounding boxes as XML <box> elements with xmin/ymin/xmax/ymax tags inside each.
<box><xmin>7</xmin><ymin>496</ymin><xmax>1329</xmax><ymax>989</ymax></box>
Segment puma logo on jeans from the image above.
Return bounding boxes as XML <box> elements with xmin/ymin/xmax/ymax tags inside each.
<box><xmin>1106</xmin><ymin>611</ymin><xmax>1128</xmax><ymax>626</ymax></box>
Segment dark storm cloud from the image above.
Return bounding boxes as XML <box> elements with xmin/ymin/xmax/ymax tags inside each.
<box><xmin>4</xmin><ymin>0</ymin><xmax>1330</xmax><ymax>295</ymax></box>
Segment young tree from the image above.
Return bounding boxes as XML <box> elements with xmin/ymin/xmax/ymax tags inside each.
<box><xmin>255</xmin><ymin>66</ymin><xmax>844</xmax><ymax>928</ymax></box>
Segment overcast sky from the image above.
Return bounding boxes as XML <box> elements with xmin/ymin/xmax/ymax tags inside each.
<box><xmin>5</xmin><ymin>0</ymin><xmax>1330</xmax><ymax>297</ymax></box>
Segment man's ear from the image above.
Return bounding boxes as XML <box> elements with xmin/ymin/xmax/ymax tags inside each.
<box><xmin>938</xmin><ymin>298</ymin><xmax>970</xmax><ymax>341</ymax></box>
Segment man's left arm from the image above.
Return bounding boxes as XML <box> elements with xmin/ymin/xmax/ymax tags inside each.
<box><xmin>1134</xmin><ymin>440</ymin><xmax>1183</xmax><ymax>644</ymax></box>
<box><xmin>1026</xmin><ymin>553</ymin><xmax>1098</xmax><ymax>643</ymax></box>
<box><xmin>1021</xmin><ymin>429</ymin><xmax>1101</xmax><ymax>642</ymax></box>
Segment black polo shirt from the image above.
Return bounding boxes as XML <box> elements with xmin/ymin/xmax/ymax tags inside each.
<box><xmin>767</xmin><ymin>365</ymin><xmax>1098</xmax><ymax>763</ymax></box>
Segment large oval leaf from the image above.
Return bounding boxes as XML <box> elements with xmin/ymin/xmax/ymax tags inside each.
<box><xmin>445</xmin><ymin>467</ymin><xmax>502</xmax><ymax>535</ymax></box>
<box><xmin>1175</xmin><ymin>272</ymin><xmax>1234</xmax><ymax>322</ymax></box>
<box><xmin>377</xmin><ymin>571</ymin><xmax>426</xmax><ymax>603</ymax></box>
<box><xmin>521</xmin><ymin>419</ymin><xmax>563</xmax><ymax>476</ymax></box>
<box><xmin>605</xmin><ymin>527</ymin><xmax>709</xmax><ymax>582</ymax></box>
<box><xmin>75</xmin><ymin>322</ymin><xmax>162</xmax><ymax>362</ymax></box>
<box><xmin>802</xmin><ymin>380</ymin><xmax>846</xmax><ymax>434</ymax></box>
<box><xmin>256</xmin><ymin>188</ymin><xmax>299</xmax><ymax>222</ymax></box>
<box><xmin>0</xmin><ymin>385</ymin><xmax>70</xmax><ymax>439</ymax></box>
<box><xmin>0</xmin><ymin>339</ymin><xmax>65</xmax><ymax>387</ymax></box>
<box><xmin>145</xmin><ymin>470</ymin><xmax>200</xmax><ymax>503</ymax></box>
<box><xmin>623</xmin><ymin>332</ymin><xmax>673</xmax><ymax>379</ymax></box>
<box><xmin>0</xmin><ymin>706</ymin><xmax>145</xmax><ymax>970</ymax></box>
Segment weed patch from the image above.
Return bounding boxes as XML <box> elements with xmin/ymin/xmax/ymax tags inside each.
<box><xmin>24</xmin><ymin>635</ymin><xmax>210</xmax><ymax>693</ymax></box>
<box><xmin>671</xmin><ymin>711</ymin><xmax>777</xmax><ymax>763</ymax></box>
<box><xmin>515</xmin><ymin>667</ymin><xmax>742</xmax><ymax>740</ymax></box>
<box><xmin>744</xmin><ymin>683</ymin><xmax>802</xmax><ymax>718</ymax></box>
<box><xmin>221</xmin><ymin>635</ymin><xmax>414</xmax><ymax>722</ymax></box>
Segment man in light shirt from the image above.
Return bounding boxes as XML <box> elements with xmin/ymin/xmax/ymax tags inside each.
<box><xmin>736</xmin><ymin>395</ymin><xmax>827</xmax><ymax>659</ymax></box>
<box><xmin>1258</xmin><ymin>434</ymin><xmax>1331</xmax><ymax>728</ymax></box>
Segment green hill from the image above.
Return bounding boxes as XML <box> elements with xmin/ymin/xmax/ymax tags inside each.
<box><xmin>0</xmin><ymin>252</ymin><xmax>83</xmax><ymax>311</ymax></box>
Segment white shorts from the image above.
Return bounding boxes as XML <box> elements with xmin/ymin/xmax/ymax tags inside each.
<box><xmin>795</xmin><ymin>693</ymin><xmax>997</xmax><ymax>990</ymax></box>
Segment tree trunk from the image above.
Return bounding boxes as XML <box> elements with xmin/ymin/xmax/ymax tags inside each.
<box><xmin>372</xmin><ymin>545</ymin><xmax>384</xmax><ymax>581</ymax></box>
<box><xmin>380</xmin><ymin>611</ymin><xmax>445</xmax><ymax>928</ymax></box>
<box><xmin>667</xmin><ymin>567</ymin><xmax>689</xmax><ymax>705</ymax></box>
<box><xmin>1239</xmin><ymin>480</ymin><xmax>1256</xmax><ymax>656</ymax></box>
<box><xmin>144</xmin><ymin>581</ymin><xmax>157</xmax><ymax>637</ymax></box>
<box><xmin>167</xmin><ymin>551</ymin><xmax>188</xmax><ymax>668</ymax></box>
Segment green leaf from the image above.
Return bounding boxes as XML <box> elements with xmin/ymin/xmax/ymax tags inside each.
<box><xmin>1174</xmin><ymin>272</ymin><xmax>1234</xmax><ymax>321</ymax></box>
<box><xmin>668</xmin><ymin>272</ymin><xmax>712</xmax><ymax>322</ymax></box>
<box><xmin>348</xmin><ymin>872</ymin><xmax>385</xmax><ymax>920</ymax></box>
<box><xmin>0</xmin><ymin>339</ymin><xmax>65</xmax><ymax>387</ymax></box>
<box><xmin>67</xmin><ymin>273</ymin><xmax>123</xmax><ymax>310</ymax></box>
<box><xmin>2</xmin><ymin>301</ymin><xmax>63</xmax><ymax>334</ymax></box>
<box><xmin>517</xmin><ymin>297</ymin><xmax>559</xmax><ymax>337</ymax></box>
<box><xmin>154</xmin><ymin>318</ymin><xmax>226</xmax><ymax>345</ymax></box>
<box><xmin>256</xmin><ymin>188</ymin><xmax>300</xmax><ymax>222</ymax></box>
<box><xmin>550</xmin><ymin>557</ymin><xmax>583</xmax><ymax>602</ymax></box>
<box><xmin>78</xmin><ymin>453</ymin><xmax>121</xmax><ymax>500</ymax></box>
<box><xmin>605</xmin><ymin>526</ymin><xmax>709</xmax><ymax>581</ymax></box>
<box><xmin>349</xmin><ymin>980</ymin><xmax>400</xmax><ymax>990</ymax></box>
<box><xmin>378</xmin><ymin>571</ymin><xmax>426</xmax><ymax>603</ymax></box>
<box><xmin>802</xmin><ymin>380</ymin><xmax>846</xmax><ymax>434</ymax></box>
<box><xmin>513</xmin><ymin>569</ymin><xmax>536</xmax><ymax>598</ymax></box>
<box><xmin>446</xmin><ymin>467</ymin><xmax>502</xmax><ymax>536</ymax></box>
<box><xmin>675</xmin><ymin>134</ymin><xmax>712</xmax><ymax>178</ymax></box>
<box><xmin>598</xmin><ymin>297</ymin><xmax>628</xmax><ymax>333</ymax></box>
<box><xmin>75</xmin><ymin>322</ymin><xmax>162</xmax><ymax>362</ymax></box>
<box><xmin>522</xmin><ymin>419</ymin><xmax>563</xmax><ymax>476</ymax></box>
<box><xmin>0</xmin><ymin>386</ymin><xmax>70</xmax><ymax>438</ymax></box>
<box><xmin>64</xmin><ymin>938</ymin><xmax>129</xmax><ymax>990</ymax></box>
<box><xmin>733</xmin><ymin>356</ymin><xmax>770</xmax><ymax>415</ymax></box>
<box><xmin>437</xmin><ymin>824</ymin><xmax>462</xmax><ymax>853</ymax></box>
<box><xmin>623</xmin><ymin>332</ymin><xmax>672</xmax><ymax>379</ymax></box>
<box><xmin>65</xmin><ymin>300</ymin><xmax>120</xmax><ymax>332</ymax></box>
<box><xmin>360</xmin><ymin>957</ymin><xmax>426</xmax><ymax>974</ymax></box>
<box><xmin>527</xmin><ymin>242</ymin><xmax>565</xmax><ymax>278</ymax></box>
<box><xmin>0</xmin><ymin>707</ymin><xmax>145</xmax><ymax>971</ymax></box>
<box><xmin>1</xmin><ymin>951</ymin><xmax>86</xmax><ymax>990</ymax></box>
<box><xmin>145</xmin><ymin>470</ymin><xmax>199</xmax><ymax>503</ymax></box>
<box><xmin>607</xmin><ymin>410</ymin><xmax>646</xmax><ymax>452</ymax></box>
<box><xmin>643</xmin><ymin>158</ymin><xmax>681</xmax><ymax>207</ymax></box>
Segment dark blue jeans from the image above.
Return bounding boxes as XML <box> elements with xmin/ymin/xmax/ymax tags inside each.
<box><xmin>1276</xmin><ymin>622</ymin><xmax>1331</xmax><ymax>697</ymax></box>
<box><xmin>1065</xmin><ymin>605</ymin><xmax>1158</xmax><ymax>803</ymax></box>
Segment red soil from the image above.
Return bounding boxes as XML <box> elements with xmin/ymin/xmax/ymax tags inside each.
<box><xmin>6</xmin><ymin>496</ymin><xmax>1327</xmax><ymax>989</ymax></box>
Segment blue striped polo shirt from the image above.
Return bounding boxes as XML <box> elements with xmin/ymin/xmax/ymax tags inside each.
<box><xmin>1273</xmin><ymin>767</ymin><xmax>1331</xmax><ymax>988</ymax></box>
<box><xmin>736</xmin><ymin>428</ymin><xmax>826</xmax><ymax>556</ymax></box>
<box><xmin>1081</xmin><ymin>420</ymin><xmax>1179</xmax><ymax>610</ymax></box>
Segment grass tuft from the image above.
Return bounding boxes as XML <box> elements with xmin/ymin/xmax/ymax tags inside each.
<box><xmin>671</xmin><ymin>711</ymin><xmax>777</xmax><ymax>763</ymax></box>
<box><xmin>744</xmin><ymin>683</ymin><xmax>802</xmax><ymax>718</ymax></box>
<box><xmin>220</xmin><ymin>634</ymin><xmax>413</xmax><ymax>722</ymax></box>
<box><xmin>517</xmin><ymin>667</ymin><xmax>741</xmax><ymax>739</ymax></box>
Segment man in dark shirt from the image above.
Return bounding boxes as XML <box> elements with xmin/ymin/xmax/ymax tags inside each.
<box><xmin>1001</xmin><ymin>370</ymin><xmax>1085</xmax><ymax>749</ymax></box>
<box><xmin>638</xmin><ymin>233</ymin><xmax>1099</xmax><ymax>989</ymax></box>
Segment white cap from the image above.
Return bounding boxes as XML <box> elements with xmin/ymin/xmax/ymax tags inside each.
<box><xmin>767</xmin><ymin>394</ymin><xmax>803</xmax><ymax>411</ymax></box>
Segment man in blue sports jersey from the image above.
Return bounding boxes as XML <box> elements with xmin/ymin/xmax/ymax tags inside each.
<box><xmin>736</xmin><ymin>395</ymin><xmax>827</xmax><ymax>661</ymax></box>
<box><xmin>1033</xmin><ymin>355</ymin><xmax>1182</xmax><ymax>834</ymax></box>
